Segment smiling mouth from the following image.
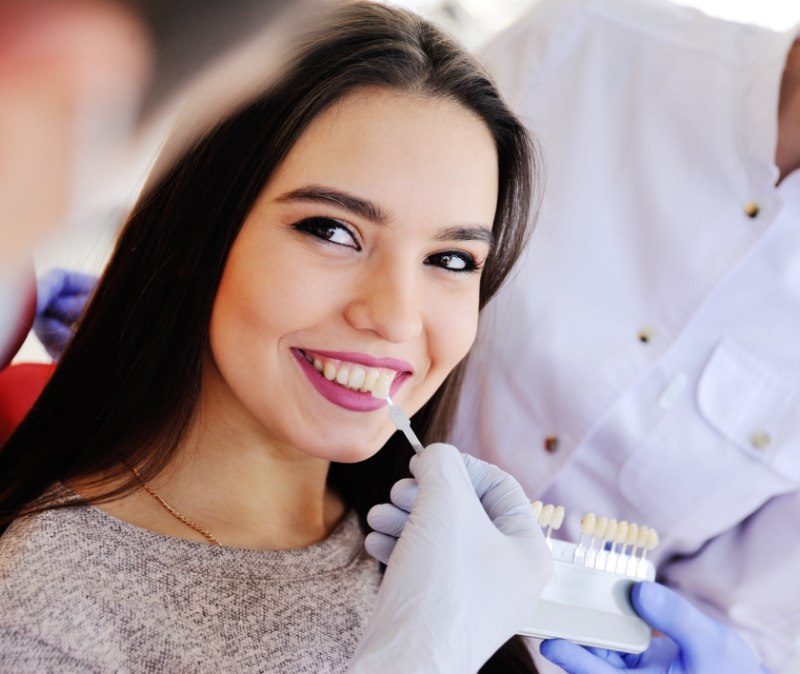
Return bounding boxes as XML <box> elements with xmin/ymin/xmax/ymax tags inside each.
<box><xmin>291</xmin><ymin>348</ymin><xmax>412</xmax><ymax>412</ymax></box>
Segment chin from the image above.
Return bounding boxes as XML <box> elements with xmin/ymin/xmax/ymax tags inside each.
<box><xmin>299</xmin><ymin>428</ymin><xmax>393</xmax><ymax>464</ymax></box>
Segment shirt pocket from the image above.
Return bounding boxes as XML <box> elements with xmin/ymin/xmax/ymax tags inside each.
<box><xmin>618</xmin><ymin>339</ymin><xmax>800</xmax><ymax>543</ymax></box>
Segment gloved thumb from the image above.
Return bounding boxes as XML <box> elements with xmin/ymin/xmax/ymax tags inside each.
<box><xmin>631</xmin><ymin>582</ymin><xmax>711</xmax><ymax>657</ymax></box>
<box><xmin>409</xmin><ymin>442</ymin><xmax>473</xmax><ymax>490</ymax></box>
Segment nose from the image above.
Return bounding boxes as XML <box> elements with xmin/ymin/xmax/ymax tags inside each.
<box><xmin>344</xmin><ymin>262</ymin><xmax>424</xmax><ymax>344</ymax></box>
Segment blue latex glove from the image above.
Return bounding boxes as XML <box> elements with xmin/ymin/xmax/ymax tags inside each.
<box><xmin>540</xmin><ymin>581</ymin><xmax>767</xmax><ymax>674</ymax></box>
<box><xmin>34</xmin><ymin>269</ymin><xmax>97</xmax><ymax>359</ymax></box>
<box><xmin>349</xmin><ymin>443</ymin><xmax>554</xmax><ymax>673</ymax></box>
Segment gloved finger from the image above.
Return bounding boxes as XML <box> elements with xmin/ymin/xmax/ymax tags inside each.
<box><xmin>540</xmin><ymin>640</ymin><xmax>619</xmax><ymax>674</ymax></box>
<box><xmin>58</xmin><ymin>270</ymin><xmax>97</xmax><ymax>295</ymax></box>
<box><xmin>364</xmin><ymin>531</ymin><xmax>397</xmax><ymax>565</ymax></box>
<box><xmin>47</xmin><ymin>294</ymin><xmax>88</xmax><ymax>323</ymax></box>
<box><xmin>631</xmin><ymin>582</ymin><xmax>721</xmax><ymax>659</ymax></box>
<box><xmin>33</xmin><ymin>317</ymin><xmax>73</xmax><ymax>358</ymax></box>
<box><xmin>409</xmin><ymin>443</ymin><xmax>473</xmax><ymax>492</ymax></box>
<box><xmin>367</xmin><ymin>503</ymin><xmax>409</xmax><ymax>538</ymax></box>
<box><xmin>584</xmin><ymin>646</ymin><xmax>627</xmax><ymax>667</ymax></box>
<box><xmin>36</xmin><ymin>269</ymin><xmax>96</xmax><ymax>312</ymax></box>
<box><xmin>462</xmin><ymin>453</ymin><xmax>540</xmax><ymax>540</ymax></box>
<box><xmin>389</xmin><ymin>478</ymin><xmax>418</xmax><ymax>512</ymax></box>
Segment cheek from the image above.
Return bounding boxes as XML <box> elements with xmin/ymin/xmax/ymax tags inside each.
<box><xmin>211</xmin><ymin>237</ymin><xmax>340</xmax><ymax>351</ymax></box>
<box><xmin>426</xmin><ymin>290</ymin><xmax>480</xmax><ymax>377</ymax></box>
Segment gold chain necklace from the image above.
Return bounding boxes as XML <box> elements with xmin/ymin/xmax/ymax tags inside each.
<box><xmin>129</xmin><ymin>466</ymin><xmax>221</xmax><ymax>546</ymax></box>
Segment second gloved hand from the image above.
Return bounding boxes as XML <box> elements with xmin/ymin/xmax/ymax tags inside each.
<box><xmin>349</xmin><ymin>443</ymin><xmax>553</xmax><ymax>674</ymax></box>
<box><xmin>540</xmin><ymin>581</ymin><xmax>767</xmax><ymax>674</ymax></box>
<box><xmin>34</xmin><ymin>269</ymin><xmax>97</xmax><ymax>359</ymax></box>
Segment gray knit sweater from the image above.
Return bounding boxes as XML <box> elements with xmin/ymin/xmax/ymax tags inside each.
<box><xmin>0</xmin><ymin>501</ymin><xmax>381</xmax><ymax>673</ymax></box>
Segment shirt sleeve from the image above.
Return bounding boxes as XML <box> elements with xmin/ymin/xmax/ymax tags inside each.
<box><xmin>0</xmin><ymin>627</ymin><xmax>98</xmax><ymax>673</ymax></box>
<box><xmin>658</xmin><ymin>490</ymin><xmax>800</xmax><ymax>673</ymax></box>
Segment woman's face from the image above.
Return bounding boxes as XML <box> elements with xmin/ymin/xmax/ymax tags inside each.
<box><xmin>208</xmin><ymin>87</ymin><xmax>498</xmax><ymax>462</ymax></box>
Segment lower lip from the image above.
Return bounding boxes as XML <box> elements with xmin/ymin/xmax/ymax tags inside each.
<box><xmin>291</xmin><ymin>349</ymin><xmax>410</xmax><ymax>413</ymax></box>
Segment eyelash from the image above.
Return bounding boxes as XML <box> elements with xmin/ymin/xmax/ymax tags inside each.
<box><xmin>292</xmin><ymin>216</ymin><xmax>483</xmax><ymax>274</ymax></box>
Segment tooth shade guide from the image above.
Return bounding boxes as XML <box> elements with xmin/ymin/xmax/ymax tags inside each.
<box><xmin>531</xmin><ymin>501</ymin><xmax>544</xmax><ymax>519</ymax></box>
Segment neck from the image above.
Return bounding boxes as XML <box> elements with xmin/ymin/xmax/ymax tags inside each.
<box><xmin>777</xmin><ymin>40</ymin><xmax>800</xmax><ymax>182</ymax></box>
<box><xmin>96</xmin><ymin>359</ymin><xmax>346</xmax><ymax>550</ymax></box>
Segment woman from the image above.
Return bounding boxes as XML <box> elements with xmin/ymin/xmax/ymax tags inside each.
<box><xmin>0</xmin><ymin>2</ymin><xmax>540</xmax><ymax>671</ymax></box>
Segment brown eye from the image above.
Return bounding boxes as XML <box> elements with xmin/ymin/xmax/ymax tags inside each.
<box><xmin>425</xmin><ymin>251</ymin><xmax>481</xmax><ymax>273</ymax></box>
<box><xmin>293</xmin><ymin>217</ymin><xmax>360</xmax><ymax>250</ymax></box>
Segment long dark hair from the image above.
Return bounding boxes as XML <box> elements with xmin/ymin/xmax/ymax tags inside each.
<box><xmin>1</xmin><ymin>2</ymin><xmax>539</xmax><ymax>671</ymax></box>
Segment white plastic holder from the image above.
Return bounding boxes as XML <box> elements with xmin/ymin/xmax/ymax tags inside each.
<box><xmin>518</xmin><ymin>539</ymin><xmax>656</xmax><ymax>653</ymax></box>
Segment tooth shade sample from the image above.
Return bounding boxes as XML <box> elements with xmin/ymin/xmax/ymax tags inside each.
<box><xmin>539</xmin><ymin>504</ymin><xmax>554</xmax><ymax>527</ymax></box>
<box><xmin>531</xmin><ymin>501</ymin><xmax>543</xmax><ymax>519</ymax></box>
<box><xmin>370</xmin><ymin>372</ymin><xmax>395</xmax><ymax>399</ymax></box>
<box><xmin>362</xmin><ymin>368</ymin><xmax>380</xmax><ymax>393</ymax></box>
<box><xmin>551</xmin><ymin>506</ymin><xmax>565</xmax><ymax>530</ymax></box>
<box><xmin>580</xmin><ymin>513</ymin><xmax>596</xmax><ymax>535</ymax></box>
<box><xmin>625</xmin><ymin>523</ymin><xmax>639</xmax><ymax>546</ymax></box>
<box><xmin>605</xmin><ymin>520</ymin><xmax>618</xmax><ymax>541</ymax></box>
<box><xmin>594</xmin><ymin>516</ymin><xmax>608</xmax><ymax>539</ymax></box>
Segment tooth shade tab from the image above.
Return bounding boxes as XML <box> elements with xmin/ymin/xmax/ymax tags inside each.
<box><xmin>625</xmin><ymin>523</ymin><xmax>639</xmax><ymax>546</ymax></box>
<box><xmin>580</xmin><ymin>513</ymin><xmax>596</xmax><ymax>535</ymax></box>
<box><xmin>551</xmin><ymin>506</ymin><xmax>565</xmax><ymax>530</ymax></box>
<box><xmin>594</xmin><ymin>516</ymin><xmax>608</xmax><ymax>539</ymax></box>
<box><xmin>539</xmin><ymin>504</ymin><xmax>555</xmax><ymax>527</ymax></box>
<box><xmin>371</xmin><ymin>372</ymin><xmax>395</xmax><ymax>400</ymax></box>
<box><xmin>605</xmin><ymin>519</ymin><xmax>618</xmax><ymax>540</ymax></box>
<box><xmin>615</xmin><ymin>521</ymin><xmax>629</xmax><ymax>544</ymax></box>
<box><xmin>646</xmin><ymin>529</ymin><xmax>660</xmax><ymax>550</ymax></box>
<box><xmin>531</xmin><ymin>501</ymin><xmax>543</xmax><ymax>519</ymax></box>
<box><xmin>636</xmin><ymin>526</ymin><xmax>649</xmax><ymax>548</ymax></box>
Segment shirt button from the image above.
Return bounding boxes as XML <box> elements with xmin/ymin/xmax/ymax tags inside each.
<box><xmin>637</xmin><ymin>327</ymin><xmax>655</xmax><ymax>344</ymax></box>
<box><xmin>544</xmin><ymin>436</ymin><xmax>560</xmax><ymax>453</ymax></box>
<box><xmin>750</xmin><ymin>431</ymin><xmax>771</xmax><ymax>450</ymax></box>
<box><xmin>744</xmin><ymin>201</ymin><xmax>760</xmax><ymax>218</ymax></box>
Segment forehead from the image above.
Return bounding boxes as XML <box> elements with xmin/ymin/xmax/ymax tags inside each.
<box><xmin>265</xmin><ymin>87</ymin><xmax>499</xmax><ymax>227</ymax></box>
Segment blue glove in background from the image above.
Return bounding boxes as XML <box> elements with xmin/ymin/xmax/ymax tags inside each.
<box><xmin>34</xmin><ymin>269</ymin><xmax>97</xmax><ymax>359</ymax></box>
<box><xmin>540</xmin><ymin>581</ymin><xmax>767</xmax><ymax>674</ymax></box>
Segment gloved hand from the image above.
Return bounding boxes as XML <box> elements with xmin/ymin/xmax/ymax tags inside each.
<box><xmin>540</xmin><ymin>581</ymin><xmax>768</xmax><ymax>674</ymax></box>
<box><xmin>34</xmin><ymin>269</ymin><xmax>97</xmax><ymax>359</ymax></box>
<box><xmin>348</xmin><ymin>443</ymin><xmax>553</xmax><ymax>674</ymax></box>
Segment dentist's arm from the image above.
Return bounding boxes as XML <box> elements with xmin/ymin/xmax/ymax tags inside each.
<box><xmin>348</xmin><ymin>443</ymin><xmax>553</xmax><ymax>674</ymax></box>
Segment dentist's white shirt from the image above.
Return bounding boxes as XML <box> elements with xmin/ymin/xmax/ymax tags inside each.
<box><xmin>452</xmin><ymin>0</ymin><xmax>800</xmax><ymax>670</ymax></box>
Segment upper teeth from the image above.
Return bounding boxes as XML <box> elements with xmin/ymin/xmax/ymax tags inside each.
<box><xmin>303</xmin><ymin>351</ymin><xmax>398</xmax><ymax>397</ymax></box>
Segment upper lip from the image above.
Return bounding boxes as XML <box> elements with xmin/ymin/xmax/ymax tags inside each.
<box><xmin>298</xmin><ymin>348</ymin><xmax>414</xmax><ymax>374</ymax></box>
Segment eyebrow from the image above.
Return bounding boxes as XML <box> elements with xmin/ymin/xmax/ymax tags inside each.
<box><xmin>275</xmin><ymin>185</ymin><xmax>389</xmax><ymax>224</ymax></box>
<box><xmin>275</xmin><ymin>184</ymin><xmax>494</xmax><ymax>247</ymax></box>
